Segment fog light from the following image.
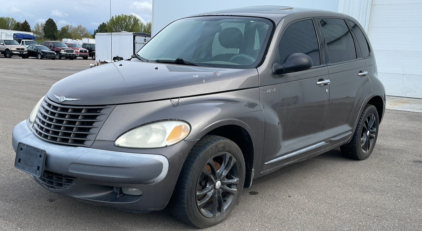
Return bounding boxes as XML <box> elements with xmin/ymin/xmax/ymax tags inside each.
<box><xmin>122</xmin><ymin>187</ymin><xmax>143</xmax><ymax>196</ymax></box>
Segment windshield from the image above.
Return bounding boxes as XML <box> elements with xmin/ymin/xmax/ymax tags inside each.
<box><xmin>68</xmin><ymin>44</ymin><xmax>82</xmax><ymax>48</ymax></box>
<box><xmin>138</xmin><ymin>16</ymin><xmax>273</xmax><ymax>68</ymax></box>
<box><xmin>37</xmin><ymin>46</ymin><xmax>49</xmax><ymax>51</ymax></box>
<box><xmin>54</xmin><ymin>42</ymin><xmax>68</xmax><ymax>47</ymax></box>
<box><xmin>5</xmin><ymin>40</ymin><xmax>19</xmax><ymax>45</ymax></box>
<box><xmin>25</xmin><ymin>40</ymin><xmax>37</xmax><ymax>45</ymax></box>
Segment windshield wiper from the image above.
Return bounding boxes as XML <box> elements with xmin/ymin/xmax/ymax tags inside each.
<box><xmin>132</xmin><ymin>53</ymin><xmax>149</xmax><ymax>62</ymax></box>
<box><xmin>155</xmin><ymin>58</ymin><xmax>198</xmax><ymax>66</ymax></box>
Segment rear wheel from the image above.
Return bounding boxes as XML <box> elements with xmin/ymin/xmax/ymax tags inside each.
<box><xmin>83</xmin><ymin>57</ymin><xmax>88</xmax><ymax>60</ymax></box>
<box><xmin>170</xmin><ymin>135</ymin><xmax>245</xmax><ymax>228</ymax></box>
<box><xmin>341</xmin><ymin>104</ymin><xmax>379</xmax><ymax>160</ymax></box>
<box><xmin>37</xmin><ymin>53</ymin><xmax>43</xmax><ymax>59</ymax></box>
<box><xmin>56</xmin><ymin>53</ymin><xmax>61</xmax><ymax>59</ymax></box>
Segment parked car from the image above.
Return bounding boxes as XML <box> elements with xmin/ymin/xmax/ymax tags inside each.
<box><xmin>20</xmin><ymin>40</ymin><xmax>38</xmax><ymax>47</ymax></box>
<box><xmin>0</xmin><ymin>39</ymin><xmax>28</xmax><ymax>58</ymax></box>
<box><xmin>13</xmin><ymin>6</ymin><xmax>385</xmax><ymax>228</ymax></box>
<box><xmin>27</xmin><ymin>45</ymin><xmax>56</xmax><ymax>60</ymax></box>
<box><xmin>65</xmin><ymin>43</ymin><xmax>89</xmax><ymax>59</ymax></box>
<box><xmin>43</xmin><ymin>41</ymin><xmax>76</xmax><ymax>60</ymax></box>
<box><xmin>82</xmin><ymin>43</ymin><xmax>95</xmax><ymax>59</ymax></box>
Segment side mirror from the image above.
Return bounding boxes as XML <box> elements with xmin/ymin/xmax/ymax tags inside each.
<box><xmin>273</xmin><ymin>53</ymin><xmax>313</xmax><ymax>75</ymax></box>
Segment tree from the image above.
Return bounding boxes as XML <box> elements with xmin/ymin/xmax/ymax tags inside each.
<box><xmin>44</xmin><ymin>18</ymin><xmax>58</xmax><ymax>40</ymax></box>
<box><xmin>0</xmin><ymin>17</ymin><xmax>17</xmax><ymax>30</ymax></box>
<box><xmin>13</xmin><ymin>22</ymin><xmax>22</xmax><ymax>31</ymax></box>
<box><xmin>143</xmin><ymin>22</ymin><xmax>152</xmax><ymax>34</ymax></box>
<box><xmin>58</xmin><ymin>25</ymin><xmax>72</xmax><ymax>40</ymax></box>
<box><xmin>33</xmin><ymin>22</ymin><xmax>45</xmax><ymax>38</ymax></box>
<box><xmin>93</xmin><ymin>22</ymin><xmax>107</xmax><ymax>36</ymax></box>
<box><xmin>70</xmin><ymin>25</ymin><xmax>91</xmax><ymax>39</ymax></box>
<box><xmin>21</xmin><ymin>20</ymin><xmax>31</xmax><ymax>32</ymax></box>
<box><xmin>106</xmin><ymin>14</ymin><xmax>141</xmax><ymax>32</ymax></box>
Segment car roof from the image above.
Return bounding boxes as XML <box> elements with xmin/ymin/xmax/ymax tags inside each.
<box><xmin>190</xmin><ymin>5</ymin><xmax>342</xmax><ymax>24</ymax></box>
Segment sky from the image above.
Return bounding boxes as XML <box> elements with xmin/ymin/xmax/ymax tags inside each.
<box><xmin>0</xmin><ymin>0</ymin><xmax>152</xmax><ymax>33</ymax></box>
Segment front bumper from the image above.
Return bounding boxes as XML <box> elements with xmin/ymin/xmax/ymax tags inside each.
<box><xmin>12</xmin><ymin>121</ymin><xmax>182</xmax><ymax>211</ymax></box>
<box><xmin>12</xmin><ymin>51</ymin><xmax>27</xmax><ymax>55</ymax></box>
<box><xmin>60</xmin><ymin>53</ymin><xmax>76</xmax><ymax>58</ymax></box>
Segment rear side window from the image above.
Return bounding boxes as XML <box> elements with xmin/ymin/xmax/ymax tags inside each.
<box><xmin>347</xmin><ymin>20</ymin><xmax>370</xmax><ymax>58</ymax></box>
<box><xmin>278</xmin><ymin>20</ymin><xmax>321</xmax><ymax>66</ymax></box>
<box><xmin>320</xmin><ymin>18</ymin><xmax>356</xmax><ymax>64</ymax></box>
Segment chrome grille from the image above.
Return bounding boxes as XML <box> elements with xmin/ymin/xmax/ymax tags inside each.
<box><xmin>65</xmin><ymin>49</ymin><xmax>74</xmax><ymax>53</ymax></box>
<box><xmin>17</xmin><ymin>48</ymin><xmax>25</xmax><ymax>51</ymax></box>
<box><xmin>79</xmin><ymin>50</ymin><xmax>88</xmax><ymax>53</ymax></box>
<box><xmin>33</xmin><ymin>97</ymin><xmax>113</xmax><ymax>147</ymax></box>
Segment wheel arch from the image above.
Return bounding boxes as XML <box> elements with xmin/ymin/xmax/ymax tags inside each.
<box><xmin>188</xmin><ymin>120</ymin><xmax>257</xmax><ymax>188</ymax></box>
<box><xmin>367</xmin><ymin>95</ymin><xmax>384</xmax><ymax>123</ymax></box>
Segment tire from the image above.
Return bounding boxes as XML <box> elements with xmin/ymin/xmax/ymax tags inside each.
<box><xmin>341</xmin><ymin>104</ymin><xmax>379</xmax><ymax>160</ymax></box>
<box><xmin>170</xmin><ymin>135</ymin><xmax>245</xmax><ymax>228</ymax></box>
<box><xmin>70</xmin><ymin>57</ymin><xmax>74</xmax><ymax>60</ymax></box>
<box><xmin>22</xmin><ymin>55</ymin><xmax>28</xmax><ymax>59</ymax></box>
<box><xmin>91</xmin><ymin>53</ymin><xmax>95</xmax><ymax>60</ymax></box>
<box><xmin>5</xmin><ymin>50</ymin><xmax>11</xmax><ymax>58</ymax></box>
<box><xmin>83</xmin><ymin>57</ymin><xmax>88</xmax><ymax>60</ymax></box>
<box><xmin>37</xmin><ymin>53</ymin><xmax>43</xmax><ymax>59</ymax></box>
<box><xmin>56</xmin><ymin>53</ymin><xmax>61</xmax><ymax>60</ymax></box>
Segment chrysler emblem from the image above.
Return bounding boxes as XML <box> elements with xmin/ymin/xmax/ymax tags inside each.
<box><xmin>54</xmin><ymin>94</ymin><xmax>80</xmax><ymax>102</ymax></box>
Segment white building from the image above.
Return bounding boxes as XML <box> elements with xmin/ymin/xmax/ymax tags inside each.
<box><xmin>152</xmin><ymin>0</ymin><xmax>422</xmax><ymax>98</ymax></box>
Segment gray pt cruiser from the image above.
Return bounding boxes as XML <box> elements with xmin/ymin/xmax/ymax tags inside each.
<box><xmin>12</xmin><ymin>6</ymin><xmax>385</xmax><ymax>228</ymax></box>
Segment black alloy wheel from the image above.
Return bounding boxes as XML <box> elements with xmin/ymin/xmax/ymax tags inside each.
<box><xmin>170</xmin><ymin>135</ymin><xmax>245</xmax><ymax>228</ymax></box>
<box><xmin>5</xmin><ymin>50</ymin><xmax>11</xmax><ymax>58</ymax></box>
<box><xmin>341</xmin><ymin>104</ymin><xmax>379</xmax><ymax>160</ymax></box>
<box><xmin>196</xmin><ymin>152</ymin><xmax>240</xmax><ymax>218</ymax></box>
<box><xmin>361</xmin><ymin>113</ymin><xmax>377</xmax><ymax>153</ymax></box>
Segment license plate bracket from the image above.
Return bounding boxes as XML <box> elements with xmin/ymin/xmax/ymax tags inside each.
<box><xmin>15</xmin><ymin>143</ymin><xmax>46</xmax><ymax>178</ymax></box>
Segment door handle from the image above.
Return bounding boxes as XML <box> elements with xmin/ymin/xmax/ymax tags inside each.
<box><xmin>316</xmin><ymin>79</ymin><xmax>330</xmax><ymax>86</ymax></box>
<box><xmin>358</xmin><ymin>71</ymin><xmax>368</xmax><ymax>77</ymax></box>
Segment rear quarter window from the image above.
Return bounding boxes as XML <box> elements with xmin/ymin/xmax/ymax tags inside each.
<box><xmin>347</xmin><ymin>20</ymin><xmax>370</xmax><ymax>58</ymax></box>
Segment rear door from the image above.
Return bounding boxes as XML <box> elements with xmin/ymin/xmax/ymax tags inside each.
<box><xmin>261</xmin><ymin>19</ymin><xmax>330</xmax><ymax>170</ymax></box>
<box><xmin>318</xmin><ymin>18</ymin><xmax>371</xmax><ymax>145</ymax></box>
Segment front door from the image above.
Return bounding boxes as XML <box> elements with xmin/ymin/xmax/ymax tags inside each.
<box><xmin>260</xmin><ymin>19</ymin><xmax>329</xmax><ymax>171</ymax></box>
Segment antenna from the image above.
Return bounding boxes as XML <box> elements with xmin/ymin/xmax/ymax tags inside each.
<box><xmin>110</xmin><ymin>0</ymin><xmax>112</xmax><ymax>62</ymax></box>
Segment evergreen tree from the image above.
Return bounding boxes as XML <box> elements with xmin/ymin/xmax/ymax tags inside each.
<box><xmin>44</xmin><ymin>18</ymin><xmax>58</xmax><ymax>40</ymax></box>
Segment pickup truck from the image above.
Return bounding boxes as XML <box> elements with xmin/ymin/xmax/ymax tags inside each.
<box><xmin>43</xmin><ymin>41</ymin><xmax>76</xmax><ymax>60</ymax></box>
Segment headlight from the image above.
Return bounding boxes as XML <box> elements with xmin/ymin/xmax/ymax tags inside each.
<box><xmin>114</xmin><ymin>121</ymin><xmax>190</xmax><ymax>148</ymax></box>
<box><xmin>10</xmin><ymin>48</ymin><xmax>16</xmax><ymax>50</ymax></box>
<box><xmin>29</xmin><ymin>97</ymin><xmax>45</xmax><ymax>123</ymax></box>
<box><xmin>60</xmin><ymin>49</ymin><xmax>66</xmax><ymax>53</ymax></box>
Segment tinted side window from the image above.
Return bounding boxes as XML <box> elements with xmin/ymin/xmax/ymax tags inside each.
<box><xmin>278</xmin><ymin>20</ymin><xmax>320</xmax><ymax>66</ymax></box>
<box><xmin>347</xmin><ymin>20</ymin><xmax>370</xmax><ymax>58</ymax></box>
<box><xmin>320</xmin><ymin>18</ymin><xmax>356</xmax><ymax>63</ymax></box>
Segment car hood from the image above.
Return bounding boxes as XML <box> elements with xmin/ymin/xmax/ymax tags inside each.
<box><xmin>7</xmin><ymin>45</ymin><xmax>26</xmax><ymax>49</ymax></box>
<box><xmin>47</xmin><ymin>60</ymin><xmax>259</xmax><ymax>105</ymax></box>
<box><xmin>41</xmin><ymin>50</ymin><xmax>55</xmax><ymax>53</ymax></box>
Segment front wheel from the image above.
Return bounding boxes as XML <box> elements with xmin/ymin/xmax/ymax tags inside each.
<box><xmin>5</xmin><ymin>50</ymin><xmax>12</xmax><ymax>58</ymax></box>
<box><xmin>37</xmin><ymin>53</ymin><xmax>43</xmax><ymax>59</ymax></box>
<box><xmin>341</xmin><ymin>104</ymin><xmax>380</xmax><ymax>160</ymax></box>
<box><xmin>170</xmin><ymin>135</ymin><xmax>245</xmax><ymax>228</ymax></box>
<box><xmin>56</xmin><ymin>53</ymin><xmax>61</xmax><ymax>60</ymax></box>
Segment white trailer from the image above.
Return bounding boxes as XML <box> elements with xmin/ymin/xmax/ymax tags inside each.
<box><xmin>95</xmin><ymin>32</ymin><xmax>151</xmax><ymax>62</ymax></box>
<box><xmin>82</xmin><ymin>38</ymin><xmax>96</xmax><ymax>44</ymax></box>
<box><xmin>0</xmin><ymin>29</ymin><xmax>34</xmax><ymax>40</ymax></box>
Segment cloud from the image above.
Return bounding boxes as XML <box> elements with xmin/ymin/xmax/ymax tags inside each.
<box><xmin>79</xmin><ymin>0</ymin><xmax>98</xmax><ymax>7</ymax></box>
<box><xmin>37</xmin><ymin>19</ymin><xmax>47</xmax><ymax>24</ymax></box>
<box><xmin>51</xmin><ymin>10</ymin><xmax>68</xmax><ymax>17</ymax></box>
<box><xmin>74</xmin><ymin>6</ymin><xmax>89</xmax><ymax>13</ymax></box>
<box><xmin>9</xmin><ymin>6</ymin><xmax>21</xmax><ymax>13</ymax></box>
<box><xmin>130</xmin><ymin>13</ymin><xmax>146</xmax><ymax>24</ymax></box>
<box><xmin>57</xmin><ymin>20</ymin><xmax>70</xmax><ymax>25</ymax></box>
<box><xmin>130</xmin><ymin>1</ymin><xmax>152</xmax><ymax>14</ymax></box>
